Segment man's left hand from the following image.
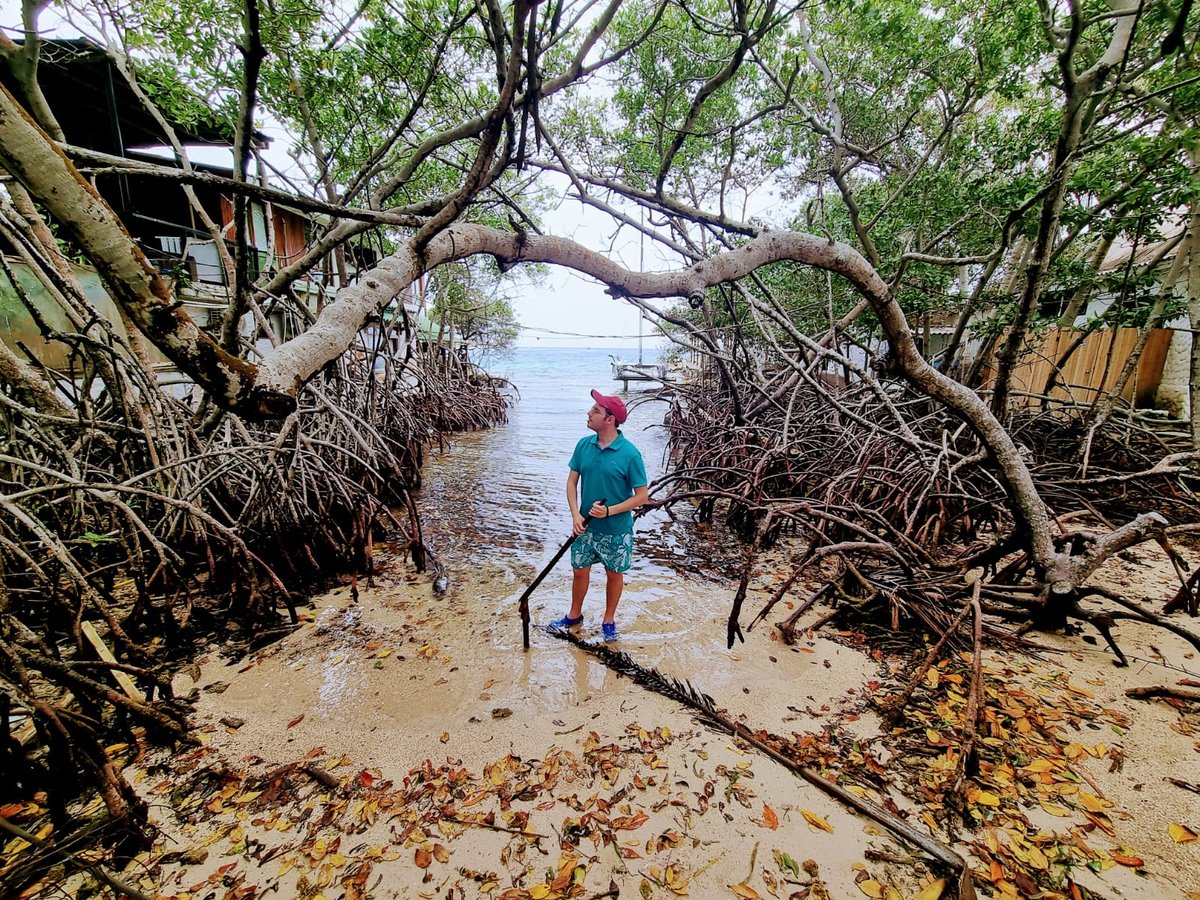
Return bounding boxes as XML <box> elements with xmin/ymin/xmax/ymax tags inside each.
<box><xmin>588</xmin><ymin>501</ymin><xmax>609</xmax><ymax>519</ymax></box>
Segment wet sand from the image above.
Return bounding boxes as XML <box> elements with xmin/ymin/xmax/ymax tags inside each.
<box><xmin>124</xmin><ymin>535</ymin><xmax>1200</xmax><ymax>899</ymax></box>
<box><xmin>123</xmin><ymin>355</ymin><xmax>1200</xmax><ymax>897</ymax></box>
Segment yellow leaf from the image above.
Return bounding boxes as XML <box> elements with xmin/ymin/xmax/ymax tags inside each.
<box><xmin>857</xmin><ymin>879</ymin><xmax>884</xmax><ymax>898</ymax></box>
<box><xmin>1169</xmin><ymin>823</ymin><xmax>1198</xmax><ymax>843</ymax></box>
<box><xmin>1039</xmin><ymin>802</ymin><xmax>1072</xmax><ymax>818</ymax></box>
<box><xmin>970</xmin><ymin>790</ymin><xmax>1000</xmax><ymax>808</ymax></box>
<box><xmin>528</xmin><ymin>885</ymin><xmax>552</xmax><ymax>900</ymax></box>
<box><xmin>1078</xmin><ymin>792</ymin><xmax>1109</xmax><ymax>813</ymax></box>
<box><xmin>730</xmin><ymin>884</ymin><xmax>760</xmax><ymax>899</ymax></box>
<box><xmin>912</xmin><ymin>878</ymin><xmax>946</xmax><ymax>900</ymax></box>
<box><xmin>801</xmin><ymin>809</ymin><xmax>834</xmax><ymax>832</ymax></box>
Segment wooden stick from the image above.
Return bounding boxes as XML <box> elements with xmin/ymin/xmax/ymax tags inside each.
<box><xmin>1166</xmin><ymin>777</ymin><xmax>1200</xmax><ymax>795</ymax></box>
<box><xmin>445</xmin><ymin>815</ymin><xmax>546</xmax><ymax>838</ymax></box>
<box><xmin>517</xmin><ymin>502</ymin><xmax>603</xmax><ymax>650</ymax></box>
<box><xmin>547</xmin><ymin>630</ymin><xmax>972</xmax><ymax>891</ymax></box>
<box><xmin>81</xmin><ymin>621</ymin><xmax>144</xmax><ymax>701</ymax></box>
<box><xmin>721</xmin><ymin>715</ymin><xmax>974</xmax><ymax>894</ymax></box>
<box><xmin>952</xmin><ymin>582</ymin><xmax>984</xmax><ymax>796</ymax></box>
<box><xmin>1125</xmin><ymin>685</ymin><xmax>1200</xmax><ymax>702</ymax></box>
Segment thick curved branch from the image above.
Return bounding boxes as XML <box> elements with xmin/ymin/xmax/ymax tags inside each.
<box><xmin>257</xmin><ymin>223</ymin><xmax>1058</xmax><ymax>574</ymax></box>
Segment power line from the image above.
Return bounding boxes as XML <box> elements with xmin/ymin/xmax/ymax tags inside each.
<box><xmin>518</xmin><ymin>325</ymin><xmax>655</xmax><ymax>339</ymax></box>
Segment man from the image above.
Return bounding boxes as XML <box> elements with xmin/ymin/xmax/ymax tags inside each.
<box><xmin>551</xmin><ymin>389</ymin><xmax>648</xmax><ymax>641</ymax></box>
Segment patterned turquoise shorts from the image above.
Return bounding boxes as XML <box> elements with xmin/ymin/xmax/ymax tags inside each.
<box><xmin>571</xmin><ymin>530</ymin><xmax>634</xmax><ymax>573</ymax></box>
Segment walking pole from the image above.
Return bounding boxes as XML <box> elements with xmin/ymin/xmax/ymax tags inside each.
<box><xmin>518</xmin><ymin>499</ymin><xmax>606</xmax><ymax>651</ymax></box>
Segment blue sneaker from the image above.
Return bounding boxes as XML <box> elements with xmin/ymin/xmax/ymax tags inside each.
<box><xmin>549</xmin><ymin>614</ymin><xmax>583</xmax><ymax>630</ymax></box>
<box><xmin>602</xmin><ymin>622</ymin><xmax>618</xmax><ymax>642</ymax></box>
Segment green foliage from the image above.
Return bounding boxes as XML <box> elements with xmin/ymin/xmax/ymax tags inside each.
<box><xmin>428</xmin><ymin>261</ymin><xmax>520</xmax><ymax>354</ymax></box>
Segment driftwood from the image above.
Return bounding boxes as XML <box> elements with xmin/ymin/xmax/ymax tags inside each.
<box><xmin>1125</xmin><ymin>685</ymin><xmax>1200</xmax><ymax>703</ymax></box>
<box><xmin>547</xmin><ymin>628</ymin><xmax>973</xmax><ymax>893</ymax></box>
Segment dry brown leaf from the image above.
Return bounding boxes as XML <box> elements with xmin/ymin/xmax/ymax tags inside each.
<box><xmin>761</xmin><ymin>803</ymin><xmax>779</xmax><ymax>830</ymax></box>
<box><xmin>613</xmin><ymin>812</ymin><xmax>650</xmax><ymax>830</ymax></box>
<box><xmin>414</xmin><ymin>847</ymin><xmax>432</xmax><ymax>868</ymax></box>
<box><xmin>730</xmin><ymin>884</ymin><xmax>760</xmax><ymax>898</ymax></box>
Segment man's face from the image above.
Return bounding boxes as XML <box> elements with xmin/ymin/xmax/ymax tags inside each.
<box><xmin>587</xmin><ymin>403</ymin><xmax>612</xmax><ymax>432</ymax></box>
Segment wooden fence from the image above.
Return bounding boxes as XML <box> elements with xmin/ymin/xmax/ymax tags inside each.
<box><xmin>984</xmin><ymin>327</ymin><xmax>1173</xmax><ymax>408</ymax></box>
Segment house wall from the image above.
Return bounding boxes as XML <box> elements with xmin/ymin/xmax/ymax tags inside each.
<box><xmin>977</xmin><ymin>327</ymin><xmax>1172</xmax><ymax>408</ymax></box>
<box><xmin>1157</xmin><ymin>326</ymin><xmax>1192</xmax><ymax>418</ymax></box>
<box><xmin>0</xmin><ymin>260</ymin><xmax>162</xmax><ymax>370</ymax></box>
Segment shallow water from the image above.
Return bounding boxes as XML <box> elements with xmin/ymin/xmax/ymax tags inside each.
<box><xmin>411</xmin><ymin>347</ymin><xmax>779</xmax><ymax>698</ymax></box>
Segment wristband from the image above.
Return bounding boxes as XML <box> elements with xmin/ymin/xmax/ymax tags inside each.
<box><xmin>605</xmin><ymin>505</ymin><xmax>609</xmax><ymax>517</ymax></box>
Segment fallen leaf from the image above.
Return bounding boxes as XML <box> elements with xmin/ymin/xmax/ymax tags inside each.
<box><xmin>857</xmin><ymin>880</ymin><xmax>883</xmax><ymax>898</ymax></box>
<box><xmin>433</xmin><ymin>843</ymin><xmax>450</xmax><ymax>863</ymax></box>
<box><xmin>613</xmin><ymin>812</ymin><xmax>650</xmax><ymax>830</ymax></box>
<box><xmin>730</xmin><ymin>884</ymin><xmax>760</xmax><ymax>898</ymax></box>
<box><xmin>761</xmin><ymin>803</ymin><xmax>779</xmax><ymax>830</ymax></box>
<box><xmin>1169</xmin><ymin>823</ymin><xmax>1198</xmax><ymax>843</ymax></box>
<box><xmin>970</xmin><ymin>789</ymin><xmax>1000</xmax><ymax>808</ymax></box>
<box><xmin>414</xmin><ymin>847</ymin><xmax>432</xmax><ymax>868</ymax></box>
<box><xmin>1112</xmin><ymin>853</ymin><xmax>1144</xmax><ymax>867</ymax></box>
<box><xmin>775</xmin><ymin>851</ymin><xmax>800</xmax><ymax>878</ymax></box>
<box><xmin>912</xmin><ymin>878</ymin><xmax>946</xmax><ymax>900</ymax></box>
<box><xmin>801</xmin><ymin>809</ymin><xmax>834</xmax><ymax>833</ymax></box>
<box><xmin>287</xmin><ymin>714</ymin><xmax>305</xmax><ymax>729</ymax></box>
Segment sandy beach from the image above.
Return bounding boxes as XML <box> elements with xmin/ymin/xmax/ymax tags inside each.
<box><xmin>114</xmin><ymin>532</ymin><xmax>1200</xmax><ymax>899</ymax></box>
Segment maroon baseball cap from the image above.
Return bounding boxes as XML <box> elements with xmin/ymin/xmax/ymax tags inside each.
<box><xmin>590</xmin><ymin>389</ymin><xmax>628</xmax><ymax>425</ymax></box>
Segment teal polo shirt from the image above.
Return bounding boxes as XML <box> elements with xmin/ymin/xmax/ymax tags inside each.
<box><xmin>569</xmin><ymin>431</ymin><xmax>647</xmax><ymax>535</ymax></box>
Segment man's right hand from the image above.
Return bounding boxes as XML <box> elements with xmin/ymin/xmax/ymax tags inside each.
<box><xmin>572</xmin><ymin>514</ymin><xmax>587</xmax><ymax>536</ymax></box>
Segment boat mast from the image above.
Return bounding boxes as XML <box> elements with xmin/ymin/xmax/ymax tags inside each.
<box><xmin>638</xmin><ymin>208</ymin><xmax>644</xmax><ymax>365</ymax></box>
